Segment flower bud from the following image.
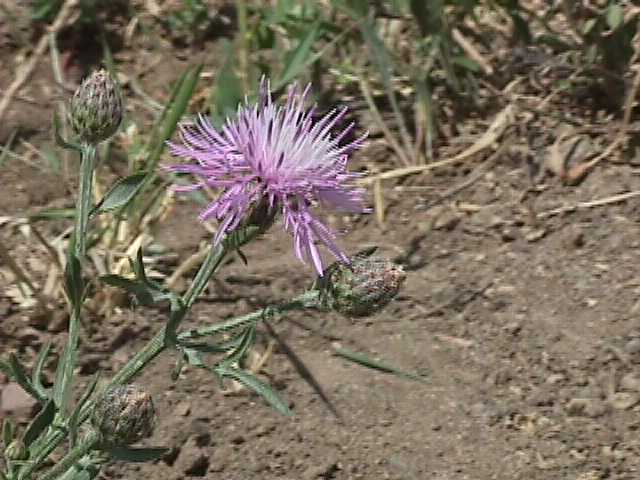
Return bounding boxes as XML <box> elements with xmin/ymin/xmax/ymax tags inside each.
<box><xmin>91</xmin><ymin>384</ymin><xmax>155</xmax><ymax>447</ymax></box>
<box><xmin>69</xmin><ymin>69</ymin><xmax>123</xmax><ymax>144</ymax></box>
<box><xmin>323</xmin><ymin>255</ymin><xmax>406</xmax><ymax>317</ymax></box>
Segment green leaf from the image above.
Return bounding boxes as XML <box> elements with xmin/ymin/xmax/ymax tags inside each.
<box><xmin>109</xmin><ymin>447</ymin><xmax>168</xmax><ymax>463</ymax></box>
<box><xmin>216</xmin><ymin>366</ymin><xmax>292</xmax><ymax>416</ymax></box>
<box><xmin>607</xmin><ymin>3</ymin><xmax>624</xmax><ymax>30</ymax></box>
<box><xmin>132</xmin><ymin>248</ymin><xmax>150</xmax><ymax>286</ymax></box>
<box><xmin>90</xmin><ymin>173</ymin><xmax>147</xmax><ymax>216</ymax></box>
<box><xmin>219</xmin><ymin>325</ymin><xmax>256</xmax><ymax>368</ymax></box>
<box><xmin>32</xmin><ymin>342</ymin><xmax>52</xmax><ymax>400</ymax></box>
<box><xmin>23</xmin><ymin>399</ymin><xmax>55</xmax><ymax>448</ymax></box>
<box><xmin>63</xmin><ymin>254</ymin><xmax>85</xmax><ymax>310</ymax></box>
<box><xmin>451</xmin><ymin>56</ymin><xmax>481</xmax><ymax>72</ymax></box>
<box><xmin>0</xmin><ymin>360</ymin><xmax>12</xmax><ymax>379</ymax></box>
<box><xmin>68</xmin><ymin>373</ymin><xmax>99</xmax><ymax>447</ymax></box>
<box><xmin>209</xmin><ymin>40</ymin><xmax>244</xmax><ymax>123</ymax></box>
<box><xmin>278</xmin><ymin>20</ymin><xmax>322</xmax><ymax>87</ymax></box>
<box><xmin>582</xmin><ymin>18</ymin><xmax>598</xmax><ymax>36</ymax></box>
<box><xmin>28</xmin><ymin>208</ymin><xmax>76</xmax><ymax>221</ymax></box>
<box><xmin>180</xmin><ymin>347</ymin><xmax>205</xmax><ymax>368</ymax></box>
<box><xmin>2</xmin><ymin>419</ymin><xmax>15</xmax><ymax>447</ymax></box>
<box><xmin>332</xmin><ymin>347</ymin><xmax>428</xmax><ymax>383</ymax></box>
<box><xmin>7</xmin><ymin>354</ymin><xmax>46</xmax><ymax>403</ymax></box>
<box><xmin>142</xmin><ymin>64</ymin><xmax>203</xmax><ymax>184</ymax></box>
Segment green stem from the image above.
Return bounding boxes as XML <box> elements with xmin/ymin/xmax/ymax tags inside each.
<box><xmin>178</xmin><ymin>290</ymin><xmax>320</xmax><ymax>341</ymax></box>
<box><xmin>74</xmin><ymin>144</ymin><xmax>96</xmax><ymax>259</ymax></box>
<box><xmin>52</xmin><ymin>144</ymin><xmax>97</xmax><ymax>419</ymax></box>
<box><xmin>39</xmin><ymin>432</ymin><xmax>99</xmax><ymax>480</ymax></box>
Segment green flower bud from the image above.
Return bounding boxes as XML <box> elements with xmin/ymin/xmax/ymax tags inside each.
<box><xmin>4</xmin><ymin>439</ymin><xmax>27</xmax><ymax>461</ymax></box>
<box><xmin>323</xmin><ymin>255</ymin><xmax>406</xmax><ymax>317</ymax></box>
<box><xmin>69</xmin><ymin>69</ymin><xmax>123</xmax><ymax>144</ymax></box>
<box><xmin>92</xmin><ymin>384</ymin><xmax>155</xmax><ymax>447</ymax></box>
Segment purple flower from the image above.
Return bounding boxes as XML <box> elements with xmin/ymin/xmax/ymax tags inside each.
<box><xmin>167</xmin><ymin>79</ymin><xmax>368</xmax><ymax>276</ymax></box>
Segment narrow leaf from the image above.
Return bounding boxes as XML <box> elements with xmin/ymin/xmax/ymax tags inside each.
<box><xmin>109</xmin><ymin>446</ymin><xmax>168</xmax><ymax>463</ymax></box>
<box><xmin>216</xmin><ymin>366</ymin><xmax>292</xmax><ymax>416</ymax></box>
<box><xmin>2</xmin><ymin>419</ymin><xmax>14</xmax><ymax>447</ymax></box>
<box><xmin>27</xmin><ymin>207</ymin><xmax>75</xmax><ymax>221</ymax></box>
<box><xmin>63</xmin><ymin>254</ymin><xmax>84</xmax><ymax>309</ymax></box>
<box><xmin>209</xmin><ymin>40</ymin><xmax>244</xmax><ymax>123</ymax></box>
<box><xmin>219</xmin><ymin>325</ymin><xmax>256</xmax><ymax>368</ymax></box>
<box><xmin>278</xmin><ymin>20</ymin><xmax>322</xmax><ymax>86</ymax></box>
<box><xmin>90</xmin><ymin>173</ymin><xmax>147</xmax><ymax>216</ymax></box>
<box><xmin>607</xmin><ymin>4</ymin><xmax>624</xmax><ymax>30</ymax></box>
<box><xmin>333</xmin><ymin>347</ymin><xmax>428</xmax><ymax>383</ymax></box>
<box><xmin>22</xmin><ymin>399</ymin><xmax>55</xmax><ymax>448</ymax></box>
<box><xmin>8</xmin><ymin>354</ymin><xmax>46</xmax><ymax>403</ymax></box>
<box><xmin>32</xmin><ymin>342</ymin><xmax>52</xmax><ymax>400</ymax></box>
<box><xmin>68</xmin><ymin>373</ymin><xmax>99</xmax><ymax>447</ymax></box>
<box><xmin>143</xmin><ymin>64</ymin><xmax>202</xmax><ymax>182</ymax></box>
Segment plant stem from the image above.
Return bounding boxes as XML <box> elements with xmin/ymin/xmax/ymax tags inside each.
<box><xmin>52</xmin><ymin>144</ymin><xmax>97</xmax><ymax>420</ymax></box>
<box><xmin>178</xmin><ymin>290</ymin><xmax>320</xmax><ymax>341</ymax></box>
<box><xmin>38</xmin><ymin>432</ymin><xmax>99</xmax><ymax>480</ymax></box>
<box><xmin>74</xmin><ymin>144</ymin><xmax>96</xmax><ymax>258</ymax></box>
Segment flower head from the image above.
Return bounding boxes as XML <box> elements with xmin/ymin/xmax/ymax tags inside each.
<box><xmin>69</xmin><ymin>69</ymin><xmax>123</xmax><ymax>144</ymax></box>
<box><xmin>167</xmin><ymin>79</ymin><xmax>367</xmax><ymax>275</ymax></box>
<box><xmin>321</xmin><ymin>253</ymin><xmax>406</xmax><ymax>317</ymax></box>
<box><xmin>92</xmin><ymin>384</ymin><xmax>156</xmax><ymax>447</ymax></box>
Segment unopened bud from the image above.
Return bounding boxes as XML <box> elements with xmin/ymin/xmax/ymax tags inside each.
<box><xmin>92</xmin><ymin>384</ymin><xmax>155</xmax><ymax>447</ymax></box>
<box><xmin>69</xmin><ymin>69</ymin><xmax>123</xmax><ymax>144</ymax></box>
<box><xmin>323</xmin><ymin>255</ymin><xmax>405</xmax><ymax>317</ymax></box>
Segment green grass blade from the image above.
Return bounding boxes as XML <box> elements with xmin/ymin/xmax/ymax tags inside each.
<box><xmin>208</xmin><ymin>40</ymin><xmax>244</xmax><ymax>124</ymax></box>
<box><xmin>277</xmin><ymin>20</ymin><xmax>322</xmax><ymax>87</ymax></box>
<box><xmin>333</xmin><ymin>347</ymin><xmax>428</xmax><ymax>383</ymax></box>
<box><xmin>28</xmin><ymin>208</ymin><xmax>76</xmax><ymax>221</ymax></box>
<box><xmin>144</xmin><ymin>65</ymin><xmax>202</xmax><ymax>173</ymax></box>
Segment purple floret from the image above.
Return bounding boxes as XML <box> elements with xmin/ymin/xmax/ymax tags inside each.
<box><xmin>167</xmin><ymin>79</ymin><xmax>368</xmax><ymax>275</ymax></box>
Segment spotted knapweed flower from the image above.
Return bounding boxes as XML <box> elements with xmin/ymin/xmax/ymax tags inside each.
<box><xmin>167</xmin><ymin>80</ymin><xmax>368</xmax><ymax>275</ymax></box>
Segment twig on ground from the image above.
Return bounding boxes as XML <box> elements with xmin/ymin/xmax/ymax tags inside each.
<box><xmin>537</xmin><ymin>190</ymin><xmax>640</xmax><ymax>219</ymax></box>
